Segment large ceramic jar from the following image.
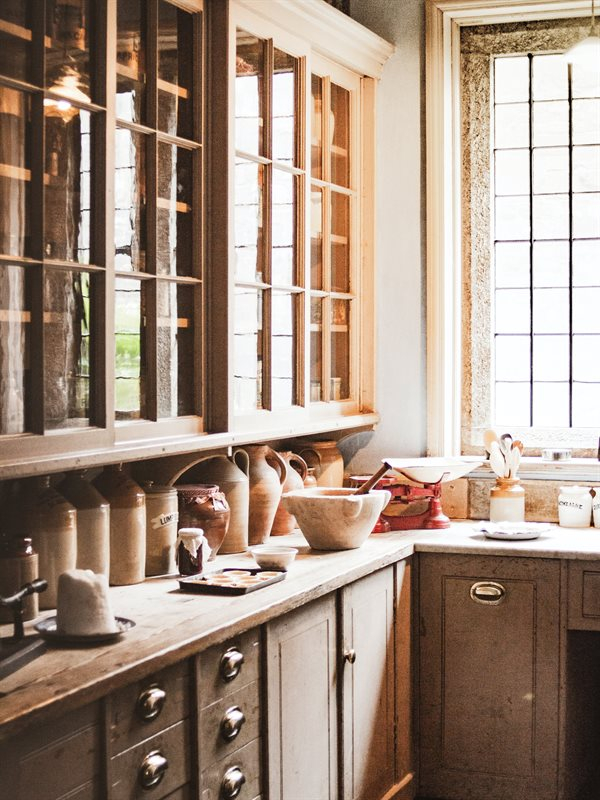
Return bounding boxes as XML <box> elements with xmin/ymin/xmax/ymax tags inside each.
<box><xmin>271</xmin><ymin>452</ymin><xmax>308</xmax><ymax>536</ymax></box>
<box><xmin>241</xmin><ymin>445</ymin><xmax>286</xmax><ymax>545</ymax></box>
<box><xmin>93</xmin><ymin>465</ymin><xmax>146</xmax><ymax>586</ymax></box>
<box><xmin>26</xmin><ymin>476</ymin><xmax>77</xmax><ymax>609</ymax></box>
<box><xmin>297</xmin><ymin>440</ymin><xmax>344</xmax><ymax>487</ymax></box>
<box><xmin>176</xmin><ymin>484</ymin><xmax>230</xmax><ymax>559</ymax></box>
<box><xmin>58</xmin><ymin>470</ymin><xmax>110</xmax><ymax>577</ymax></box>
<box><xmin>143</xmin><ymin>483</ymin><xmax>179</xmax><ymax>576</ymax></box>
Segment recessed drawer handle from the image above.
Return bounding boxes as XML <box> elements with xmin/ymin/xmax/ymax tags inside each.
<box><xmin>470</xmin><ymin>581</ymin><xmax>506</xmax><ymax>604</ymax></box>
<box><xmin>221</xmin><ymin>766</ymin><xmax>246</xmax><ymax>799</ymax></box>
<box><xmin>220</xmin><ymin>705</ymin><xmax>246</xmax><ymax>742</ymax></box>
<box><xmin>139</xmin><ymin>749</ymin><xmax>169</xmax><ymax>790</ymax></box>
<box><xmin>220</xmin><ymin>647</ymin><xmax>244</xmax><ymax>682</ymax></box>
<box><xmin>136</xmin><ymin>685</ymin><xmax>167</xmax><ymax>721</ymax></box>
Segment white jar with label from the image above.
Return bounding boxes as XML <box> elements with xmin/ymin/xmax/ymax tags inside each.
<box><xmin>558</xmin><ymin>485</ymin><xmax>593</xmax><ymax>528</ymax></box>
<box><xmin>143</xmin><ymin>483</ymin><xmax>179</xmax><ymax>575</ymax></box>
<box><xmin>593</xmin><ymin>488</ymin><xmax>600</xmax><ymax>528</ymax></box>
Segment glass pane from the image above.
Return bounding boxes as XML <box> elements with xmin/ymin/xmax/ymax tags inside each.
<box><xmin>331</xmin><ymin>82</ymin><xmax>350</xmax><ymax>188</ymax></box>
<box><xmin>236</xmin><ymin>30</ymin><xmax>263</xmax><ymax>156</ymax></box>
<box><xmin>495</xmin><ymin>382</ymin><xmax>530</xmax><ymax>427</ymax></box>
<box><xmin>311</xmin><ymin>186</ymin><xmax>323</xmax><ymax>290</ymax></box>
<box><xmin>532</xmin><ymin>101</ymin><xmax>568</xmax><ymax>147</ymax></box>
<box><xmin>573</xmin><ymin>335</ymin><xmax>600</xmax><ymax>382</ymax></box>
<box><xmin>533</xmin><ymin>382</ymin><xmax>569</xmax><ymax>427</ymax></box>
<box><xmin>45</xmin><ymin>0</ymin><xmax>92</xmax><ymax>104</ymax></box>
<box><xmin>0</xmin><ymin>87</ymin><xmax>30</xmax><ymax>257</ymax></box>
<box><xmin>310</xmin><ymin>296</ymin><xmax>322</xmax><ymax>402</ymax></box>
<box><xmin>495</xmin><ymin>104</ymin><xmax>529</xmax><ymax>149</ymax></box>
<box><xmin>573</xmin><ymin>99</ymin><xmax>600</xmax><ymax>145</ymax></box>
<box><xmin>272</xmin><ymin>169</ymin><xmax>295</xmax><ymax>286</ymax></box>
<box><xmin>495</xmin><ymin>196</ymin><xmax>530</xmax><ymax>240</ymax></box>
<box><xmin>234</xmin><ymin>287</ymin><xmax>262</xmax><ymax>412</ymax></box>
<box><xmin>0</xmin><ymin>264</ymin><xmax>29</xmax><ymax>434</ymax></box>
<box><xmin>115</xmin><ymin>277</ymin><xmax>144</xmax><ymax>420</ymax></box>
<box><xmin>533</xmin><ymin>241</ymin><xmax>569</xmax><ymax>288</ymax></box>
<box><xmin>532</xmin><ymin>194</ymin><xmax>569</xmax><ymax>240</ymax></box>
<box><xmin>494</xmin><ymin>57</ymin><xmax>529</xmax><ymax>104</ymax></box>
<box><xmin>44</xmin><ymin>108</ymin><xmax>93</xmax><ymax>264</ymax></box>
<box><xmin>272</xmin><ymin>291</ymin><xmax>295</xmax><ymax>407</ymax></box>
<box><xmin>158</xmin><ymin>1</ymin><xmax>195</xmax><ymax>140</ymax></box>
<box><xmin>157</xmin><ymin>281</ymin><xmax>195</xmax><ymax>417</ymax></box>
<box><xmin>331</xmin><ymin>191</ymin><xmax>349</xmax><ymax>292</ymax></box>
<box><xmin>311</xmin><ymin>74</ymin><xmax>322</xmax><ymax>179</ymax></box>
<box><xmin>573</xmin><ymin>288</ymin><xmax>600</xmax><ymax>333</ymax></box>
<box><xmin>573</xmin><ymin>145</ymin><xmax>600</xmax><ymax>192</ymax></box>
<box><xmin>114</xmin><ymin>127</ymin><xmax>146</xmax><ymax>271</ymax></box>
<box><xmin>532</xmin><ymin>147</ymin><xmax>568</xmax><ymax>194</ymax></box>
<box><xmin>573</xmin><ymin>193</ymin><xmax>600</xmax><ymax>239</ymax></box>
<box><xmin>273</xmin><ymin>49</ymin><xmax>295</xmax><ymax>165</ymax></box>
<box><xmin>44</xmin><ymin>268</ymin><xmax>92</xmax><ymax>429</ymax></box>
<box><xmin>157</xmin><ymin>143</ymin><xmax>193</xmax><ymax>276</ymax></box>
<box><xmin>495</xmin><ymin>335</ymin><xmax>530</xmax><ymax>381</ymax></box>
<box><xmin>495</xmin><ymin>289</ymin><xmax>530</xmax><ymax>334</ymax></box>
<box><xmin>116</xmin><ymin>0</ymin><xmax>145</xmax><ymax>124</ymax></box>
<box><xmin>495</xmin><ymin>242</ymin><xmax>529</xmax><ymax>288</ymax></box>
<box><xmin>532</xmin><ymin>54</ymin><xmax>568</xmax><ymax>102</ymax></box>
<box><xmin>495</xmin><ymin>149</ymin><xmax>529</xmax><ymax>196</ymax></box>
<box><xmin>533</xmin><ymin>288</ymin><xmax>569</xmax><ymax>334</ymax></box>
<box><xmin>572</xmin><ymin>383</ymin><xmax>600</xmax><ymax>427</ymax></box>
<box><xmin>573</xmin><ymin>240</ymin><xmax>600</xmax><ymax>286</ymax></box>
<box><xmin>533</xmin><ymin>335</ymin><xmax>569</xmax><ymax>381</ymax></box>
<box><xmin>572</xmin><ymin>61</ymin><xmax>600</xmax><ymax>100</ymax></box>
<box><xmin>331</xmin><ymin>299</ymin><xmax>350</xmax><ymax>400</ymax></box>
<box><xmin>0</xmin><ymin>1</ymin><xmax>31</xmax><ymax>82</ymax></box>
<box><xmin>234</xmin><ymin>158</ymin><xmax>263</xmax><ymax>282</ymax></box>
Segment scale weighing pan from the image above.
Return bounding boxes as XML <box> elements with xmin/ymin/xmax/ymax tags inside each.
<box><xmin>384</xmin><ymin>457</ymin><xmax>482</xmax><ymax>485</ymax></box>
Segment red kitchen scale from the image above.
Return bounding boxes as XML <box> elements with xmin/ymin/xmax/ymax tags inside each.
<box><xmin>351</xmin><ymin>458</ymin><xmax>482</xmax><ymax>531</ymax></box>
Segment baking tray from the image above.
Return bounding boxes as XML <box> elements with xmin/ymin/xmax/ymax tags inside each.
<box><xmin>178</xmin><ymin>568</ymin><xmax>287</xmax><ymax>595</ymax></box>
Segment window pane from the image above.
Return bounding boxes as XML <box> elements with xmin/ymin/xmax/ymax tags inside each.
<box><xmin>272</xmin><ymin>169</ymin><xmax>295</xmax><ymax>286</ymax></box>
<box><xmin>331</xmin><ymin>83</ymin><xmax>350</xmax><ymax>188</ymax></box>
<box><xmin>533</xmin><ymin>382</ymin><xmax>569</xmax><ymax>426</ymax></box>
<box><xmin>310</xmin><ymin>297</ymin><xmax>322</xmax><ymax>402</ymax></box>
<box><xmin>44</xmin><ymin>269</ymin><xmax>92</xmax><ymax>429</ymax></box>
<box><xmin>0</xmin><ymin>1</ymin><xmax>32</xmax><ymax>82</ymax></box>
<box><xmin>116</xmin><ymin>0</ymin><xmax>145</xmax><ymax>124</ymax></box>
<box><xmin>157</xmin><ymin>143</ymin><xmax>193</xmax><ymax>277</ymax></box>
<box><xmin>533</xmin><ymin>288</ymin><xmax>569</xmax><ymax>334</ymax></box>
<box><xmin>331</xmin><ymin>191</ymin><xmax>350</xmax><ymax>292</ymax></box>
<box><xmin>0</xmin><ymin>87</ymin><xmax>30</xmax><ymax>257</ymax></box>
<box><xmin>311</xmin><ymin>186</ymin><xmax>323</xmax><ymax>290</ymax></box>
<box><xmin>573</xmin><ymin>146</ymin><xmax>600</xmax><ymax>192</ymax></box>
<box><xmin>532</xmin><ymin>54</ymin><xmax>568</xmax><ymax>102</ymax></box>
<box><xmin>532</xmin><ymin>101</ymin><xmax>569</xmax><ymax>147</ymax></box>
<box><xmin>495</xmin><ymin>149</ymin><xmax>529</xmax><ymax>196</ymax></box>
<box><xmin>533</xmin><ymin>335</ymin><xmax>569</xmax><ymax>380</ymax></box>
<box><xmin>45</xmin><ymin>0</ymin><xmax>92</xmax><ymax>104</ymax></box>
<box><xmin>573</xmin><ymin>240</ymin><xmax>600</xmax><ymax>286</ymax></box>
<box><xmin>331</xmin><ymin>299</ymin><xmax>350</xmax><ymax>400</ymax></box>
<box><xmin>236</xmin><ymin>30</ymin><xmax>263</xmax><ymax>156</ymax></box>
<box><xmin>234</xmin><ymin>159</ymin><xmax>263</xmax><ymax>282</ymax></box>
<box><xmin>573</xmin><ymin>99</ymin><xmax>600</xmax><ymax>145</ymax></box>
<box><xmin>495</xmin><ymin>382</ymin><xmax>530</xmax><ymax>426</ymax></box>
<box><xmin>273</xmin><ymin>49</ymin><xmax>295</xmax><ymax>165</ymax></box>
<box><xmin>533</xmin><ymin>241</ymin><xmax>569</xmax><ymax>288</ymax></box>
<box><xmin>114</xmin><ymin>127</ymin><xmax>146</xmax><ymax>271</ymax></box>
<box><xmin>0</xmin><ymin>264</ymin><xmax>30</xmax><ymax>434</ymax></box>
<box><xmin>495</xmin><ymin>335</ymin><xmax>530</xmax><ymax>381</ymax></box>
<box><xmin>495</xmin><ymin>104</ymin><xmax>529</xmax><ymax>149</ymax></box>
<box><xmin>495</xmin><ymin>289</ymin><xmax>530</xmax><ymax>333</ymax></box>
<box><xmin>573</xmin><ymin>193</ymin><xmax>600</xmax><ymax>239</ymax></box>
<box><xmin>495</xmin><ymin>242</ymin><xmax>530</xmax><ymax>288</ymax></box>
<box><xmin>573</xmin><ymin>335</ymin><xmax>600</xmax><ymax>381</ymax></box>
<box><xmin>494</xmin><ymin>57</ymin><xmax>529</xmax><ymax>103</ymax></box>
<box><xmin>572</xmin><ymin>383</ymin><xmax>600</xmax><ymax>427</ymax></box>
<box><xmin>45</xmin><ymin>108</ymin><xmax>93</xmax><ymax>264</ymax></box>
<box><xmin>157</xmin><ymin>281</ymin><xmax>196</xmax><ymax>418</ymax></box>
<box><xmin>115</xmin><ymin>277</ymin><xmax>145</xmax><ymax>420</ymax></box>
<box><xmin>311</xmin><ymin>74</ymin><xmax>323</xmax><ymax>179</ymax></box>
<box><xmin>572</xmin><ymin>62</ymin><xmax>600</xmax><ymax>100</ymax></box>
<box><xmin>272</xmin><ymin>291</ymin><xmax>295</xmax><ymax>407</ymax></box>
<box><xmin>157</xmin><ymin>1</ymin><xmax>195</xmax><ymax>140</ymax></box>
<box><xmin>532</xmin><ymin>147</ymin><xmax>568</xmax><ymax>194</ymax></box>
<box><xmin>573</xmin><ymin>288</ymin><xmax>600</xmax><ymax>333</ymax></box>
<box><xmin>532</xmin><ymin>194</ymin><xmax>569</xmax><ymax>239</ymax></box>
<box><xmin>234</xmin><ymin>287</ymin><xmax>262</xmax><ymax>412</ymax></box>
<box><xmin>495</xmin><ymin>196</ymin><xmax>530</xmax><ymax>240</ymax></box>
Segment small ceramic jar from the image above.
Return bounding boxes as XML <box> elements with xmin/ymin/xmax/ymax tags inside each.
<box><xmin>558</xmin><ymin>485</ymin><xmax>592</xmax><ymax>528</ymax></box>
<box><xmin>489</xmin><ymin>477</ymin><xmax>525</xmax><ymax>523</ymax></box>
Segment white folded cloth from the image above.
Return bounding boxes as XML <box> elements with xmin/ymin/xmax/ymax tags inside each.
<box><xmin>57</xmin><ymin>569</ymin><xmax>118</xmax><ymax>635</ymax></box>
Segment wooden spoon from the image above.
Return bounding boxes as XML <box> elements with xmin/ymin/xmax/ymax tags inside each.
<box><xmin>484</xmin><ymin>429</ymin><xmax>499</xmax><ymax>455</ymax></box>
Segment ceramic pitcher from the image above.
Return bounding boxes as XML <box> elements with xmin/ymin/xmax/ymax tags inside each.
<box><xmin>240</xmin><ymin>445</ymin><xmax>286</xmax><ymax>545</ymax></box>
<box><xmin>271</xmin><ymin>451</ymin><xmax>308</xmax><ymax>536</ymax></box>
<box><xmin>297</xmin><ymin>440</ymin><xmax>344</xmax><ymax>487</ymax></box>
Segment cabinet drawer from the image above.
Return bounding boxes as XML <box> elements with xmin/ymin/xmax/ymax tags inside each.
<box><xmin>568</xmin><ymin>561</ymin><xmax>600</xmax><ymax>629</ymax></box>
<box><xmin>199</xmin><ymin>628</ymin><xmax>260</xmax><ymax>707</ymax></box>
<box><xmin>109</xmin><ymin>719</ymin><xmax>191</xmax><ymax>800</ymax></box>
<box><xmin>201</xmin><ymin>738</ymin><xmax>261</xmax><ymax>800</ymax></box>
<box><xmin>108</xmin><ymin>661</ymin><xmax>190</xmax><ymax>755</ymax></box>
<box><xmin>201</xmin><ymin>679</ymin><xmax>260</xmax><ymax>766</ymax></box>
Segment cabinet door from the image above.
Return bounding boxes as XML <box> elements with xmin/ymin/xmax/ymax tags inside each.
<box><xmin>418</xmin><ymin>554</ymin><xmax>561</xmax><ymax>800</ymax></box>
<box><xmin>265</xmin><ymin>593</ymin><xmax>338</xmax><ymax>800</ymax></box>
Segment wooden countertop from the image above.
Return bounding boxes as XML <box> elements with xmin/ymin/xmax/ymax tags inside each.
<box><xmin>1</xmin><ymin>521</ymin><xmax>599</xmax><ymax>741</ymax></box>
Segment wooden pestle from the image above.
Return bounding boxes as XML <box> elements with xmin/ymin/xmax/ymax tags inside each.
<box><xmin>353</xmin><ymin>462</ymin><xmax>391</xmax><ymax>495</ymax></box>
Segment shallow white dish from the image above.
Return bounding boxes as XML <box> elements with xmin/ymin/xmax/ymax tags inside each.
<box><xmin>34</xmin><ymin>616</ymin><xmax>135</xmax><ymax>644</ymax></box>
<box><xmin>248</xmin><ymin>545</ymin><xmax>298</xmax><ymax>571</ymax></box>
<box><xmin>476</xmin><ymin>521</ymin><xmax>551</xmax><ymax>541</ymax></box>
<box><xmin>384</xmin><ymin>457</ymin><xmax>482</xmax><ymax>485</ymax></box>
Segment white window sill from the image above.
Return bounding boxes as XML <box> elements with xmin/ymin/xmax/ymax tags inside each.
<box><xmin>469</xmin><ymin>458</ymin><xmax>600</xmax><ymax>483</ymax></box>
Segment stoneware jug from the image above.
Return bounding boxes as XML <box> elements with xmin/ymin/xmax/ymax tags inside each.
<box><xmin>176</xmin><ymin>484</ymin><xmax>231</xmax><ymax>559</ymax></box>
<box><xmin>240</xmin><ymin>445</ymin><xmax>287</xmax><ymax>545</ymax></box>
<box><xmin>58</xmin><ymin>470</ymin><xmax>110</xmax><ymax>577</ymax></box>
<box><xmin>297</xmin><ymin>440</ymin><xmax>344</xmax><ymax>487</ymax></box>
<box><xmin>183</xmin><ymin>452</ymin><xmax>250</xmax><ymax>554</ymax></box>
<box><xmin>271</xmin><ymin>451</ymin><xmax>308</xmax><ymax>536</ymax></box>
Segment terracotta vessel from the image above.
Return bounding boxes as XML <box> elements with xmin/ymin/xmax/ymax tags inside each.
<box><xmin>59</xmin><ymin>470</ymin><xmax>110</xmax><ymax>577</ymax></box>
<box><xmin>176</xmin><ymin>484</ymin><xmax>230</xmax><ymax>559</ymax></box>
<box><xmin>240</xmin><ymin>445</ymin><xmax>286</xmax><ymax>545</ymax></box>
<box><xmin>271</xmin><ymin>452</ymin><xmax>308</xmax><ymax>535</ymax></box>
<box><xmin>181</xmin><ymin>452</ymin><xmax>249</xmax><ymax>554</ymax></box>
<box><xmin>297</xmin><ymin>440</ymin><xmax>344</xmax><ymax>487</ymax></box>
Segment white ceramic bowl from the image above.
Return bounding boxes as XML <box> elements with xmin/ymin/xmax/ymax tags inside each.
<box><xmin>248</xmin><ymin>545</ymin><xmax>298</xmax><ymax>571</ymax></box>
<box><xmin>281</xmin><ymin>487</ymin><xmax>391</xmax><ymax>551</ymax></box>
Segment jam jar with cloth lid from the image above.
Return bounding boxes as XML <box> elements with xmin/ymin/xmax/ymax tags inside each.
<box><xmin>176</xmin><ymin>528</ymin><xmax>211</xmax><ymax>575</ymax></box>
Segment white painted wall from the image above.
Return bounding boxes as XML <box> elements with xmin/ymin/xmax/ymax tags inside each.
<box><xmin>340</xmin><ymin>0</ymin><xmax>427</xmax><ymax>474</ymax></box>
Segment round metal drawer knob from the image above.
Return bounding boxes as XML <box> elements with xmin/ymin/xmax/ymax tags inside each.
<box><xmin>220</xmin><ymin>647</ymin><xmax>244</xmax><ymax>682</ymax></box>
<box><xmin>139</xmin><ymin>750</ymin><xmax>169</xmax><ymax>790</ymax></box>
<box><xmin>344</xmin><ymin>648</ymin><xmax>356</xmax><ymax>664</ymax></box>
<box><xmin>221</xmin><ymin>766</ymin><xmax>246</xmax><ymax>799</ymax></box>
<box><xmin>136</xmin><ymin>685</ymin><xmax>167</xmax><ymax>721</ymax></box>
<box><xmin>220</xmin><ymin>705</ymin><xmax>246</xmax><ymax>742</ymax></box>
